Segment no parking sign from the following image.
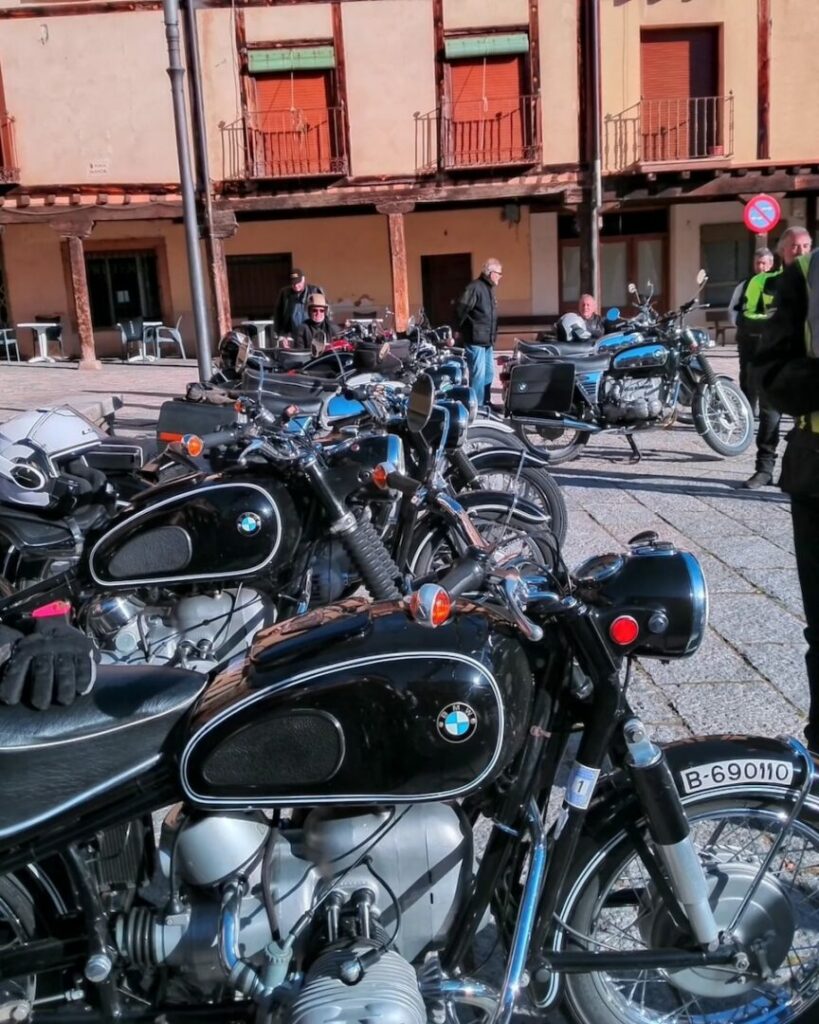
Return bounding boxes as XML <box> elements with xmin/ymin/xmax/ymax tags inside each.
<box><xmin>743</xmin><ymin>194</ymin><xmax>782</xmax><ymax>235</ymax></box>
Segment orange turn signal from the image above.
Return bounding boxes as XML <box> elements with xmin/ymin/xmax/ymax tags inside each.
<box><xmin>182</xmin><ymin>433</ymin><xmax>205</xmax><ymax>458</ymax></box>
<box><xmin>371</xmin><ymin>463</ymin><xmax>390</xmax><ymax>490</ymax></box>
<box><xmin>408</xmin><ymin>584</ymin><xmax>452</xmax><ymax>628</ymax></box>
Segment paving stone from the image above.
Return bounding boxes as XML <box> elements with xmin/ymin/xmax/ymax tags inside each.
<box><xmin>700</xmin><ymin>535</ymin><xmax>799</xmax><ymax>571</ymax></box>
<box><xmin>695</xmin><ymin>553</ymin><xmax>758</xmax><ymax>594</ymax></box>
<box><xmin>666</xmin><ymin>682</ymin><xmax>806</xmax><ymax>737</ymax></box>
<box><xmin>739</xmin><ymin>567</ymin><xmax>805</xmax><ymax>618</ymax></box>
<box><xmin>642</xmin><ymin>628</ymin><xmax>758</xmax><ymax>686</ymax></box>
<box><xmin>732</xmin><ymin>641</ymin><xmax>810</xmax><ymax>712</ymax></box>
<box><xmin>709</xmin><ymin>594</ymin><xmax>806</xmax><ymax>645</ymax></box>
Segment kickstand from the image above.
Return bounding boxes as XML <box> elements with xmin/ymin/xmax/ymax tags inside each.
<box><xmin>626</xmin><ymin>434</ymin><xmax>641</xmax><ymax>463</ymax></box>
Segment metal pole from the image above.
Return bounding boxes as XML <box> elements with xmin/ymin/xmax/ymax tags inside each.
<box><xmin>163</xmin><ymin>0</ymin><xmax>212</xmax><ymax>381</ymax></box>
<box><xmin>588</xmin><ymin>0</ymin><xmax>602</xmax><ymax>302</ymax></box>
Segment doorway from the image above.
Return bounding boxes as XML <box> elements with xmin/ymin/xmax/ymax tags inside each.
<box><xmin>421</xmin><ymin>253</ymin><xmax>473</xmax><ymax>327</ymax></box>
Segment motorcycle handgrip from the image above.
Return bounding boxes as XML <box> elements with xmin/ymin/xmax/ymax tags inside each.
<box><xmin>197</xmin><ymin>426</ymin><xmax>244</xmax><ymax>450</ymax></box>
<box><xmin>437</xmin><ymin>552</ymin><xmax>487</xmax><ymax>599</ymax></box>
<box><xmin>343</xmin><ymin>386</ymin><xmax>371</xmax><ymax>403</ymax></box>
<box><xmin>385</xmin><ymin>470</ymin><xmax>423</xmax><ymax>496</ymax></box>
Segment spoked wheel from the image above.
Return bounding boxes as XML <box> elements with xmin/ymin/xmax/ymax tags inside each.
<box><xmin>463</xmin><ymin>425</ymin><xmax>525</xmax><ymax>455</ymax></box>
<box><xmin>557</xmin><ymin>799</ymin><xmax>819</xmax><ymax>1024</ymax></box>
<box><xmin>408</xmin><ymin>501</ymin><xmax>556</xmax><ymax>579</ymax></box>
<box><xmin>466</xmin><ymin>464</ymin><xmax>567</xmax><ymax>545</ymax></box>
<box><xmin>693</xmin><ymin>380</ymin><xmax>754</xmax><ymax>457</ymax></box>
<box><xmin>514</xmin><ymin>421</ymin><xmax>589</xmax><ymax>464</ymax></box>
<box><xmin>0</xmin><ymin>877</ymin><xmax>38</xmax><ymax>1016</ymax></box>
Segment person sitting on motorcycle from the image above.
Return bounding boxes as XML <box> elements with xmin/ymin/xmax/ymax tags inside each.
<box><xmin>292</xmin><ymin>292</ymin><xmax>338</xmax><ymax>354</ymax></box>
<box><xmin>557</xmin><ymin>294</ymin><xmax>606</xmax><ymax>343</ymax></box>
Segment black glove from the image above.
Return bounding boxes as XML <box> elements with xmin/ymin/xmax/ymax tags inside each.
<box><xmin>0</xmin><ymin>623</ymin><xmax>99</xmax><ymax>711</ymax></box>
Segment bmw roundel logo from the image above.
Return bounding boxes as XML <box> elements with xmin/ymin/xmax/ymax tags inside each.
<box><xmin>236</xmin><ymin>511</ymin><xmax>262</xmax><ymax>536</ymax></box>
<box><xmin>437</xmin><ymin>702</ymin><xmax>478</xmax><ymax>743</ymax></box>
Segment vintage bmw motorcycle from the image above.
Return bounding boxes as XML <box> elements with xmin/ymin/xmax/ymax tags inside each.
<box><xmin>501</xmin><ymin>272</ymin><xmax>754</xmax><ymax>464</ymax></box>
<box><xmin>1</xmin><ymin>535</ymin><xmax>818</xmax><ymax>1024</ymax></box>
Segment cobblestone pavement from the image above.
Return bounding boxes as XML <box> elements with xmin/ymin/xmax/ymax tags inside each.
<box><xmin>0</xmin><ymin>348</ymin><xmax>807</xmax><ymax>747</ymax></box>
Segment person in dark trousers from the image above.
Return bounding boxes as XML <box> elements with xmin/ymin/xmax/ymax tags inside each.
<box><xmin>730</xmin><ymin>246</ymin><xmax>774</xmax><ymax>414</ymax></box>
<box><xmin>275</xmin><ymin>268</ymin><xmax>323</xmax><ymax>338</ymax></box>
<box><xmin>292</xmin><ymin>292</ymin><xmax>338</xmax><ymax>352</ymax></box>
<box><xmin>739</xmin><ymin>226</ymin><xmax>812</xmax><ymax>489</ymax></box>
<box><xmin>755</xmin><ymin>245</ymin><xmax>819</xmax><ymax>751</ymax></box>
<box><xmin>455</xmin><ymin>258</ymin><xmax>502</xmax><ymax>408</ymax></box>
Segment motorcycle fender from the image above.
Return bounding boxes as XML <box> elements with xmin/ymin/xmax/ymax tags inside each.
<box><xmin>468</xmin><ymin>447</ymin><xmax>552</xmax><ymax>471</ymax></box>
<box><xmin>453</xmin><ymin>489</ymin><xmax>552</xmax><ymax>527</ymax></box>
<box><xmin>579</xmin><ymin>734</ymin><xmax>818</xmax><ymax>840</ymax></box>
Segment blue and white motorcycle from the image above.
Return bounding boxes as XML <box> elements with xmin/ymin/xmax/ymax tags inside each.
<box><xmin>497</xmin><ymin>271</ymin><xmax>753</xmax><ymax>464</ymax></box>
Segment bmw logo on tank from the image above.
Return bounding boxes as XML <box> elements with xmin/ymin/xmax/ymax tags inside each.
<box><xmin>236</xmin><ymin>511</ymin><xmax>262</xmax><ymax>536</ymax></box>
<box><xmin>437</xmin><ymin>702</ymin><xmax>478</xmax><ymax>743</ymax></box>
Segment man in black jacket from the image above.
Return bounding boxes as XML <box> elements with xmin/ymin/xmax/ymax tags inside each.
<box><xmin>455</xmin><ymin>258</ymin><xmax>502</xmax><ymax>408</ymax></box>
<box><xmin>292</xmin><ymin>292</ymin><xmax>338</xmax><ymax>352</ymax></box>
<box><xmin>275</xmin><ymin>268</ymin><xmax>323</xmax><ymax>337</ymax></box>
<box><xmin>755</xmin><ymin>248</ymin><xmax>819</xmax><ymax>750</ymax></box>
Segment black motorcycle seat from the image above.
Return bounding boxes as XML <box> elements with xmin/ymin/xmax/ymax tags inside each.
<box><xmin>0</xmin><ymin>664</ymin><xmax>205</xmax><ymax>840</ymax></box>
<box><xmin>86</xmin><ymin>436</ymin><xmax>158</xmax><ymax>473</ymax></box>
<box><xmin>0</xmin><ymin>503</ymin><xmax>109</xmax><ymax>550</ymax></box>
<box><xmin>518</xmin><ymin>340</ymin><xmax>598</xmax><ymax>360</ymax></box>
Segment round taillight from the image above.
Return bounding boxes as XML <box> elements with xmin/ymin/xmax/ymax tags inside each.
<box><xmin>609</xmin><ymin>614</ymin><xmax>640</xmax><ymax>646</ymax></box>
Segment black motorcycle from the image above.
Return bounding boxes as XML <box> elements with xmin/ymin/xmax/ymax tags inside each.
<box><xmin>1</xmin><ymin>531</ymin><xmax>817</xmax><ymax>1024</ymax></box>
<box><xmin>0</xmin><ymin>379</ymin><xmax>554</xmax><ymax>675</ymax></box>
<box><xmin>502</xmin><ymin>272</ymin><xmax>753</xmax><ymax>464</ymax></box>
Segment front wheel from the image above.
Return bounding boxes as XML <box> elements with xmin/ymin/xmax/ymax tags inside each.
<box><xmin>693</xmin><ymin>379</ymin><xmax>754</xmax><ymax>457</ymax></box>
<box><xmin>464</xmin><ymin>458</ymin><xmax>568</xmax><ymax>545</ymax></box>
<box><xmin>557</xmin><ymin>796</ymin><xmax>819</xmax><ymax>1024</ymax></box>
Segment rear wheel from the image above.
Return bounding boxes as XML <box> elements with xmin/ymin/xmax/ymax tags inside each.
<box><xmin>0</xmin><ymin>876</ymin><xmax>38</xmax><ymax>1014</ymax></box>
<box><xmin>514</xmin><ymin>421</ymin><xmax>589</xmax><ymax>464</ymax></box>
<box><xmin>556</xmin><ymin>797</ymin><xmax>819</xmax><ymax>1024</ymax></box>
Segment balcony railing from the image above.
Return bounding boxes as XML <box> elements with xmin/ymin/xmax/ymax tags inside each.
<box><xmin>0</xmin><ymin>113</ymin><xmax>19</xmax><ymax>185</ymax></box>
<box><xmin>604</xmin><ymin>94</ymin><xmax>734</xmax><ymax>171</ymax></box>
<box><xmin>220</xmin><ymin>105</ymin><xmax>348</xmax><ymax>180</ymax></box>
<box><xmin>415</xmin><ymin>93</ymin><xmax>541</xmax><ymax>173</ymax></box>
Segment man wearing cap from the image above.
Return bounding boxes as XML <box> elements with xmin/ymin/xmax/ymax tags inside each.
<box><xmin>275</xmin><ymin>268</ymin><xmax>324</xmax><ymax>337</ymax></box>
<box><xmin>292</xmin><ymin>292</ymin><xmax>338</xmax><ymax>352</ymax></box>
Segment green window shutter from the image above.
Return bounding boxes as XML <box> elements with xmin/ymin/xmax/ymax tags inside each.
<box><xmin>444</xmin><ymin>33</ymin><xmax>529</xmax><ymax>60</ymax></box>
<box><xmin>248</xmin><ymin>46</ymin><xmax>336</xmax><ymax>74</ymax></box>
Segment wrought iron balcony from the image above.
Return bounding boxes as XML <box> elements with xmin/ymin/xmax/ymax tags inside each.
<box><xmin>604</xmin><ymin>94</ymin><xmax>734</xmax><ymax>170</ymax></box>
<box><xmin>0</xmin><ymin>114</ymin><xmax>20</xmax><ymax>186</ymax></box>
<box><xmin>220</xmin><ymin>105</ymin><xmax>348</xmax><ymax>181</ymax></box>
<box><xmin>415</xmin><ymin>94</ymin><xmax>541</xmax><ymax>173</ymax></box>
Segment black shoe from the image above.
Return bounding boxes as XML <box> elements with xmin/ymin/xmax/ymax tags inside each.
<box><xmin>741</xmin><ymin>471</ymin><xmax>773</xmax><ymax>489</ymax></box>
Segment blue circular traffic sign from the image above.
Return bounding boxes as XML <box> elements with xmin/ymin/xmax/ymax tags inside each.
<box><xmin>743</xmin><ymin>194</ymin><xmax>782</xmax><ymax>234</ymax></box>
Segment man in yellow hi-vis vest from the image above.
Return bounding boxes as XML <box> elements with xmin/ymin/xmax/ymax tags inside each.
<box><xmin>756</xmin><ymin>244</ymin><xmax>819</xmax><ymax>751</ymax></box>
<box><xmin>740</xmin><ymin>226</ymin><xmax>812</xmax><ymax>489</ymax></box>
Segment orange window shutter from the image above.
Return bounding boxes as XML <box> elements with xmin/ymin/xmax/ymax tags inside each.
<box><xmin>447</xmin><ymin>56</ymin><xmax>524</xmax><ymax>165</ymax></box>
<box><xmin>253</xmin><ymin>71</ymin><xmax>332</xmax><ymax>175</ymax></box>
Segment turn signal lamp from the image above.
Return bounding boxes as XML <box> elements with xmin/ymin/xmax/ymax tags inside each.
<box><xmin>609</xmin><ymin>614</ymin><xmax>640</xmax><ymax>646</ymax></box>
<box><xmin>408</xmin><ymin>584</ymin><xmax>452</xmax><ymax>628</ymax></box>
<box><xmin>371</xmin><ymin>464</ymin><xmax>390</xmax><ymax>490</ymax></box>
<box><xmin>182</xmin><ymin>434</ymin><xmax>205</xmax><ymax>458</ymax></box>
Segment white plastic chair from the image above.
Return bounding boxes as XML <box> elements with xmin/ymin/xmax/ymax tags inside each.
<box><xmin>151</xmin><ymin>315</ymin><xmax>186</xmax><ymax>359</ymax></box>
<box><xmin>0</xmin><ymin>327</ymin><xmax>20</xmax><ymax>362</ymax></box>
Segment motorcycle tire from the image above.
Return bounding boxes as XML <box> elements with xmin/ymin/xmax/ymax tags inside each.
<box><xmin>463</xmin><ymin>425</ymin><xmax>526</xmax><ymax>455</ymax></box>
<box><xmin>514</xmin><ymin>421</ymin><xmax>589</xmax><ymax>464</ymax></box>
<box><xmin>407</xmin><ymin>494</ymin><xmax>557</xmax><ymax>580</ymax></box>
<box><xmin>693</xmin><ymin>379</ymin><xmax>754</xmax><ymax>457</ymax></box>
<box><xmin>0</xmin><ymin>875</ymin><xmax>38</xmax><ymax>1010</ymax></box>
<box><xmin>555</xmin><ymin>793</ymin><xmax>819</xmax><ymax>1024</ymax></box>
<box><xmin>465</xmin><ymin>458</ymin><xmax>568</xmax><ymax>546</ymax></box>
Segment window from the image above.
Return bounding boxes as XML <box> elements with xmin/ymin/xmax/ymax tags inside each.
<box><xmin>442</xmin><ymin>32</ymin><xmax>538</xmax><ymax>168</ymax></box>
<box><xmin>700</xmin><ymin>224</ymin><xmax>756</xmax><ymax>307</ymax></box>
<box><xmin>559</xmin><ymin>213</ymin><xmax>668</xmax><ymax>313</ymax></box>
<box><xmin>246</xmin><ymin>45</ymin><xmax>346</xmax><ymax>177</ymax></box>
<box><xmin>227</xmin><ymin>253</ymin><xmax>292</xmax><ymax>320</ymax></box>
<box><xmin>640</xmin><ymin>27</ymin><xmax>721</xmax><ymax>161</ymax></box>
<box><xmin>86</xmin><ymin>251</ymin><xmax>161</xmax><ymax>329</ymax></box>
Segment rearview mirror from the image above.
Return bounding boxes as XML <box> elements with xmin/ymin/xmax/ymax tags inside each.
<box><xmin>628</xmin><ymin>283</ymin><xmax>638</xmax><ymax>295</ymax></box>
<box><xmin>606</xmin><ymin>307</ymin><xmax>620</xmax><ymax>322</ymax></box>
<box><xmin>406</xmin><ymin>373</ymin><xmax>435</xmax><ymax>433</ymax></box>
<box><xmin>696</xmin><ymin>269</ymin><xmax>708</xmax><ymax>286</ymax></box>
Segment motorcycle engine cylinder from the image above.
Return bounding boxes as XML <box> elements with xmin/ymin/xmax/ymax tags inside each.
<box><xmin>86</xmin><ymin>594</ymin><xmax>146</xmax><ymax>638</ymax></box>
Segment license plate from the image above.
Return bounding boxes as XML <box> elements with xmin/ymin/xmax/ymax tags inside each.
<box><xmin>679</xmin><ymin>758</ymin><xmax>794</xmax><ymax>794</ymax></box>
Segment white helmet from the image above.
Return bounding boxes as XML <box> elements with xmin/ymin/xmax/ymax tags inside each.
<box><xmin>557</xmin><ymin>313</ymin><xmax>592</xmax><ymax>343</ymax></box>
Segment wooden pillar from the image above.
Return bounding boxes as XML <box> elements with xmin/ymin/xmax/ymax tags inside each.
<box><xmin>378</xmin><ymin>202</ymin><xmax>414</xmax><ymax>333</ymax></box>
<box><xmin>53</xmin><ymin>217</ymin><xmax>99</xmax><ymax>370</ymax></box>
<box><xmin>210</xmin><ymin>210</ymin><xmax>238</xmax><ymax>339</ymax></box>
<box><xmin>757</xmin><ymin>0</ymin><xmax>771</xmax><ymax>160</ymax></box>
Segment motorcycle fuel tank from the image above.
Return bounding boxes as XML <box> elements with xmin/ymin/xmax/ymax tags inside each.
<box><xmin>611</xmin><ymin>344</ymin><xmax>669</xmax><ymax>372</ymax></box>
<box><xmin>181</xmin><ymin>601</ymin><xmax>535</xmax><ymax>806</ymax></box>
<box><xmin>88</xmin><ymin>478</ymin><xmax>298</xmax><ymax>587</ymax></box>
